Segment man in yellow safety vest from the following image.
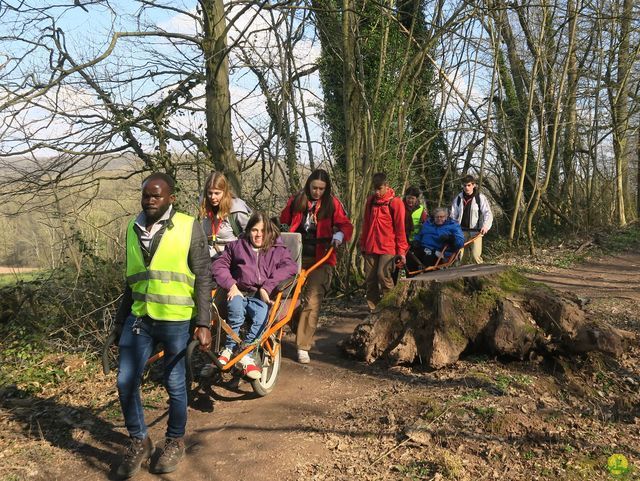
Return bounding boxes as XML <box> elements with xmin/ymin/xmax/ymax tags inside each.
<box><xmin>113</xmin><ymin>172</ymin><xmax>211</xmax><ymax>478</ymax></box>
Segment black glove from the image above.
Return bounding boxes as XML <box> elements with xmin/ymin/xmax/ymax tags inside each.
<box><xmin>438</xmin><ymin>234</ymin><xmax>456</xmax><ymax>245</ymax></box>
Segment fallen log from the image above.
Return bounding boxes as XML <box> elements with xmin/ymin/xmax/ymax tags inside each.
<box><xmin>341</xmin><ymin>266</ymin><xmax>634</xmax><ymax>368</ymax></box>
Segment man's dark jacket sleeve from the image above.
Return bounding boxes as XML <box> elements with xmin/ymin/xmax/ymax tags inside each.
<box><xmin>189</xmin><ymin>220</ymin><xmax>212</xmax><ymax>327</ymax></box>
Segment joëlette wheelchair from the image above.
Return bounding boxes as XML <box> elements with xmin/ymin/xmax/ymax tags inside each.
<box><xmin>186</xmin><ymin>232</ymin><xmax>333</xmax><ymax>397</ymax></box>
<box><xmin>400</xmin><ymin>232</ymin><xmax>483</xmax><ymax>277</ymax></box>
<box><xmin>99</xmin><ymin>238</ymin><xmax>238</xmax><ymax>381</ymax></box>
<box><xmin>102</xmin><ymin>233</ymin><xmax>333</xmax><ymax>398</ymax></box>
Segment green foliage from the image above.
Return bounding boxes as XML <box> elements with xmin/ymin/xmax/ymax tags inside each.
<box><xmin>459</xmin><ymin>389</ymin><xmax>488</xmax><ymax>402</ymax></box>
<box><xmin>395</xmin><ymin>460</ymin><xmax>434</xmax><ymax>480</ymax></box>
<box><xmin>598</xmin><ymin>223</ymin><xmax>640</xmax><ymax>252</ymax></box>
<box><xmin>0</xmin><ymin>257</ymin><xmax>123</xmax><ymax>361</ymax></box>
<box><xmin>314</xmin><ymin>0</ymin><xmax>447</xmax><ymax>192</ymax></box>
<box><xmin>0</xmin><ymin>334</ymin><xmax>99</xmax><ymax>394</ymax></box>
<box><xmin>473</xmin><ymin>405</ymin><xmax>497</xmax><ymax>421</ymax></box>
<box><xmin>0</xmin><ymin>342</ymin><xmax>66</xmax><ymax>394</ymax></box>
<box><xmin>494</xmin><ymin>373</ymin><xmax>533</xmax><ymax>391</ymax></box>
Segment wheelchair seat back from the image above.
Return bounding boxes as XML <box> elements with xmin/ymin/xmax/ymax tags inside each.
<box><xmin>280</xmin><ymin>232</ymin><xmax>302</xmax><ymax>273</ymax></box>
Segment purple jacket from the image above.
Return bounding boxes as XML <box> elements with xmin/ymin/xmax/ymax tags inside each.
<box><xmin>212</xmin><ymin>237</ymin><xmax>298</xmax><ymax>297</ymax></box>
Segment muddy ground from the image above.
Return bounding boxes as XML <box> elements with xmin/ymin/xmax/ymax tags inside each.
<box><xmin>1</xmin><ymin>252</ymin><xmax>639</xmax><ymax>481</ymax></box>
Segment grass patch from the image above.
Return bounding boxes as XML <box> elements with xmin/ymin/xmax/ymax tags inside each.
<box><xmin>431</xmin><ymin>448</ymin><xmax>466</xmax><ymax>479</ymax></box>
<box><xmin>418</xmin><ymin>398</ymin><xmax>447</xmax><ymax>421</ymax></box>
<box><xmin>395</xmin><ymin>460</ymin><xmax>435</xmax><ymax>480</ymax></box>
<box><xmin>0</xmin><ymin>270</ymin><xmax>41</xmax><ymax>287</ymax></box>
<box><xmin>553</xmin><ymin>252</ymin><xmax>588</xmax><ymax>268</ymax></box>
<box><xmin>473</xmin><ymin>405</ymin><xmax>497</xmax><ymax>421</ymax></box>
<box><xmin>497</xmin><ymin>269</ymin><xmax>537</xmax><ymax>292</ymax></box>
<box><xmin>459</xmin><ymin>389</ymin><xmax>488</xmax><ymax>402</ymax></box>
<box><xmin>378</xmin><ymin>285</ymin><xmax>401</xmax><ymax>309</ymax></box>
<box><xmin>494</xmin><ymin>373</ymin><xmax>534</xmax><ymax>391</ymax></box>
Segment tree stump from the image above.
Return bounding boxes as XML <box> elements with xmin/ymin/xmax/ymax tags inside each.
<box><xmin>341</xmin><ymin>266</ymin><xmax>634</xmax><ymax>368</ymax></box>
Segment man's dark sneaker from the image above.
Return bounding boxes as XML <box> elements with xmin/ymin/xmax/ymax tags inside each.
<box><xmin>116</xmin><ymin>436</ymin><xmax>153</xmax><ymax>479</ymax></box>
<box><xmin>150</xmin><ymin>437</ymin><xmax>185</xmax><ymax>474</ymax></box>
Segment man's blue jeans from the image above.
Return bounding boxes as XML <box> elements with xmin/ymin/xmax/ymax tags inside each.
<box><xmin>225</xmin><ymin>295</ymin><xmax>269</xmax><ymax>350</ymax></box>
<box><xmin>117</xmin><ymin>314</ymin><xmax>190</xmax><ymax>439</ymax></box>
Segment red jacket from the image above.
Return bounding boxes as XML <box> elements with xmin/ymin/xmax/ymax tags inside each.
<box><xmin>360</xmin><ymin>187</ymin><xmax>409</xmax><ymax>256</ymax></box>
<box><xmin>280</xmin><ymin>195</ymin><xmax>353</xmax><ymax>267</ymax></box>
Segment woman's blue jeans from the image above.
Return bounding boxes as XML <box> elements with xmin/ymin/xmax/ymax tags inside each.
<box><xmin>225</xmin><ymin>295</ymin><xmax>269</xmax><ymax>350</ymax></box>
<box><xmin>117</xmin><ymin>314</ymin><xmax>190</xmax><ymax>439</ymax></box>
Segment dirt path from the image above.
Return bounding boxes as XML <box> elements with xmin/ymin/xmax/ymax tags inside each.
<box><xmin>0</xmin><ymin>266</ymin><xmax>38</xmax><ymax>275</ymax></box>
<box><xmin>526</xmin><ymin>253</ymin><xmax>640</xmax><ymax>301</ymax></box>
<box><xmin>28</xmin><ymin>308</ymin><xmax>381</xmax><ymax>481</ymax></box>
<box><xmin>3</xmin><ymin>253</ymin><xmax>639</xmax><ymax>481</ymax></box>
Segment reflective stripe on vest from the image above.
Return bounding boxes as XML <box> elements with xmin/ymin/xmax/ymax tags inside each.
<box><xmin>126</xmin><ymin>212</ymin><xmax>196</xmax><ymax>321</ymax></box>
<box><xmin>410</xmin><ymin>205</ymin><xmax>425</xmax><ymax>241</ymax></box>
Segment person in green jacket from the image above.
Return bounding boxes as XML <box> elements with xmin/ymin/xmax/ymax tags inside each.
<box><xmin>113</xmin><ymin>173</ymin><xmax>211</xmax><ymax>478</ymax></box>
<box><xmin>403</xmin><ymin>186</ymin><xmax>428</xmax><ymax>275</ymax></box>
<box><xmin>403</xmin><ymin>186</ymin><xmax>428</xmax><ymax>243</ymax></box>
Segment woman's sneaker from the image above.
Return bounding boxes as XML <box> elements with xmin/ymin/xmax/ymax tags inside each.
<box><xmin>297</xmin><ymin>349</ymin><xmax>310</xmax><ymax>364</ymax></box>
<box><xmin>199</xmin><ymin>347</ymin><xmax>233</xmax><ymax>377</ymax></box>
<box><xmin>240</xmin><ymin>355</ymin><xmax>261</xmax><ymax>380</ymax></box>
<box><xmin>217</xmin><ymin>348</ymin><xmax>233</xmax><ymax>366</ymax></box>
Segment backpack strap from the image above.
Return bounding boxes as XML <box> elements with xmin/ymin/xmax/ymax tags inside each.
<box><xmin>204</xmin><ymin>212</ymin><xmax>243</xmax><ymax>239</ymax></box>
<box><xmin>474</xmin><ymin>191</ymin><xmax>482</xmax><ymax>229</ymax></box>
<box><xmin>228</xmin><ymin>212</ymin><xmax>242</xmax><ymax>238</ymax></box>
<box><xmin>369</xmin><ymin>196</ymin><xmax>397</xmax><ymax>218</ymax></box>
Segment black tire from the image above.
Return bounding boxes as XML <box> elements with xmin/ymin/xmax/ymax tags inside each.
<box><xmin>186</xmin><ymin>339</ymin><xmax>216</xmax><ymax>387</ymax></box>
<box><xmin>102</xmin><ymin>330</ymin><xmax>119</xmax><ymax>375</ymax></box>
<box><xmin>251</xmin><ymin>337</ymin><xmax>282</xmax><ymax>397</ymax></box>
<box><xmin>101</xmin><ymin>330</ymin><xmax>162</xmax><ymax>380</ymax></box>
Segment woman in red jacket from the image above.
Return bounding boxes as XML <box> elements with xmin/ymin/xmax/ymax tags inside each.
<box><xmin>280</xmin><ymin>169</ymin><xmax>353</xmax><ymax>364</ymax></box>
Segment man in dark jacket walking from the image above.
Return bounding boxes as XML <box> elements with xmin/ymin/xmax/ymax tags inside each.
<box><xmin>113</xmin><ymin>173</ymin><xmax>211</xmax><ymax>478</ymax></box>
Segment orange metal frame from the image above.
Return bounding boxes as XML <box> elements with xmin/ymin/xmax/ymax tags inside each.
<box><xmin>209</xmin><ymin>246</ymin><xmax>335</xmax><ymax>372</ymax></box>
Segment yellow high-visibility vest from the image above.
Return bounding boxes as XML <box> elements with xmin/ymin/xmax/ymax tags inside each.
<box><xmin>126</xmin><ymin>212</ymin><xmax>196</xmax><ymax>321</ymax></box>
<box><xmin>410</xmin><ymin>205</ymin><xmax>425</xmax><ymax>241</ymax></box>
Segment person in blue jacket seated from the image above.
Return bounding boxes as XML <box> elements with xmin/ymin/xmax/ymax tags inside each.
<box><xmin>410</xmin><ymin>207</ymin><xmax>465</xmax><ymax>268</ymax></box>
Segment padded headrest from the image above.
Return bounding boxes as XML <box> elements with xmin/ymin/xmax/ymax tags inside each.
<box><xmin>280</xmin><ymin>232</ymin><xmax>302</xmax><ymax>272</ymax></box>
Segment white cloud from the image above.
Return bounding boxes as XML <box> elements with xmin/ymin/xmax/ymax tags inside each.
<box><xmin>157</xmin><ymin>7</ymin><xmax>200</xmax><ymax>35</ymax></box>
